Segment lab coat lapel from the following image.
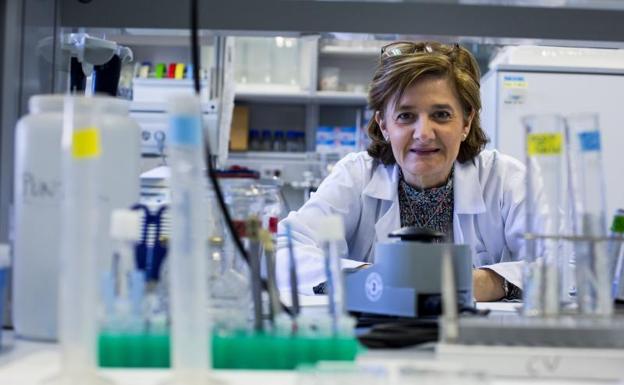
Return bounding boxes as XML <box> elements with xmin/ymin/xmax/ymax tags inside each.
<box><xmin>453</xmin><ymin>159</ymin><xmax>486</xmax><ymax>244</ymax></box>
<box><xmin>363</xmin><ymin>163</ymin><xmax>400</xmax><ymax>243</ymax></box>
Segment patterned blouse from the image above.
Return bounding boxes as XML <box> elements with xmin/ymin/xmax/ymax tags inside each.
<box><xmin>398</xmin><ymin>169</ymin><xmax>454</xmax><ymax>240</ymax></box>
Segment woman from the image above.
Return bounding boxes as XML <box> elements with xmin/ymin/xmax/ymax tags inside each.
<box><xmin>276</xmin><ymin>41</ymin><xmax>526</xmax><ymax>301</ymax></box>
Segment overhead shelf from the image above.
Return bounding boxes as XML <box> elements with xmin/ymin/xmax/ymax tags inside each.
<box><xmin>60</xmin><ymin>0</ymin><xmax>624</xmax><ymax>47</ymax></box>
<box><xmin>319</xmin><ymin>45</ymin><xmax>380</xmax><ymax>57</ymax></box>
<box><xmin>235</xmin><ymin>87</ymin><xmax>367</xmax><ymax>105</ymax></box>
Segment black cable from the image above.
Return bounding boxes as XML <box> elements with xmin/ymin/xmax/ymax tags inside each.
<box><xmin>189</xmin><ymin>0</ymin><xmax>293</xmax><ymax>317</ymax></box>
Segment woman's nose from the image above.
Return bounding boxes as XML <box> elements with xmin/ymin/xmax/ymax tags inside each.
<box><xmin>412</xmin><ymin>115</ymin><xmax>435</xmax><ymax>141</ymax></box>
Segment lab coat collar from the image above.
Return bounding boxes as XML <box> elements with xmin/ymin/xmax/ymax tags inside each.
<box><xmin>362</xmin><ymin>161</ymin><xmax>399</xmax><ymax>201</ymax></box>
<box><xmin>453</xmin><ymin>159</ymin><xmax>486</xmax><ymax>214</ymax></box>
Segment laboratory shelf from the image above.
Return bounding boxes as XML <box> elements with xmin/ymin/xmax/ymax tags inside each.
<box><xmin>234</xmin><ymin>89</ymin><xmax>367</xmax><ymax>105</ymax></box>
<box><xmin>319</xmin><ymin>45</ymin><xmax>380</xmax><ymax>57</ymax></box>
<box><xmin>314</xmin><ymin>90</ymin><xmax>368</xmax><ymax>105</ymax></box>
<box><xmin>235</xmin><ymin>87</ymin><xmax>313</xmax><ymax>104</ymax></box>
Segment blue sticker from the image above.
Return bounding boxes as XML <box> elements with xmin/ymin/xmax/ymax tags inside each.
<box><xmin>578</xmin><ymin>131</ymin><xmax>601</xmax><ymax>152</ymax></box>
<box><xmin>169</xmin><ymin>116</ymin><xmax>202</xmax><ymax>146</ymax></box>
<box><xmin>503</xmin><ymin>75</ymin><xmax>525</xmax><ymax>82</ymax></box>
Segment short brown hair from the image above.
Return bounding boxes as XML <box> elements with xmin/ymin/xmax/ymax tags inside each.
<box><xmin>366</xmin><ymin>41</ymin><xmax>488</xmax><ymax>164</ymax></box>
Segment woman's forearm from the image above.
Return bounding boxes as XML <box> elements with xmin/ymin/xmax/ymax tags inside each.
<box><xmin>472</xmin><ymin>268</ymin><xmax>505</xmax><ymax>302</ymax></box>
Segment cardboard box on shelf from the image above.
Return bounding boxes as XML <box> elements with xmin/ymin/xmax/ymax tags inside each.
<box><xmin>230</xmin><ymin>105</ymin><xmax>250</xmax><ymax>151</ymax></box>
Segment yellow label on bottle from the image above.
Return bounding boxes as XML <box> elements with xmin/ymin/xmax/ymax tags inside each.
<box><xmin>527</xmin><ymin>133</ymin><xmax>563</xmax><ymax>156</ymax></box>
<box><xmin>72</xmin><ymin>127</ymin><xmax>101</xmax><ymax>159</ymax></box>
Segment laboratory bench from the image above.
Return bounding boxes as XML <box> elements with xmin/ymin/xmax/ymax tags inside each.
<box><xmin>1</xmin><ymin>302</ymin><xmax>623</xmax><ymax>384</ymax></box>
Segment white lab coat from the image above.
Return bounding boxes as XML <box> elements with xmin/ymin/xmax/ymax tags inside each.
<box><xmin>276</xmin><ymin>149</ymin><xmax>529</xmax><ymax>295</ymax></box>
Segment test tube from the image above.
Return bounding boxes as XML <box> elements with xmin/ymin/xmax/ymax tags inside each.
<box><xmin>167</xmin><ymin>95</ymin><xmax>214</xmax><ymax>384</ymax></box>
<box><xmin>316</xmin><ymin>215</ymin><xmax>354</xmax><ymax>336</ymax></box>
<box><xmin>567</xmin><ymin>113</ymin><xmax>612</xmax><ymax>316</ymax></box>
<box><xmin>522</xmin><ymin>114</ymin><xmax>571</xmax><ymax>317</ymax></box>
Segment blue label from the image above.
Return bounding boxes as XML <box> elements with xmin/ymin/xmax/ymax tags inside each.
<box><xmin>169</xmin><ymin>116</ymin><xmax>202</xmax><ymax>146</ymax></box>
<box><xmin>503</xmin><ymin>75</ymin><xmax>525</xmax><ymax>81</ymax></box>
<box><xmin>578</xmin><ymin>131</ymin><xmax>601</xmax><ymax>152</ymax></box>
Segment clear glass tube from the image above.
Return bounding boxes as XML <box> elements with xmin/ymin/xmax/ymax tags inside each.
<box><xmin>567</xmin><ymin>113</ymin><xmax>612</xmax><ymax>316</ymax></box>
<box><xmin>167</xmin><ymin>95</ymin><xmax>214</xmax><ymax>384</ymax></box>
<box><xmin>522</xmin><ymin>114</ymin><xmax>571</xmax><ymax>317</ymax></box>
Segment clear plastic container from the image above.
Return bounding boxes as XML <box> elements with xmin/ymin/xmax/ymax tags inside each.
<box><xmin>567</xmin><ymin>113</ymin><xmax>612</xmax><ymax>316</ymax></box>
<box><xmin>522</xmin><ymin>114</ymin><xmax>571</xmax><ymax>317</ymax></box>
<box><xmin>57</xmin><ymin>96</ymin><xmax>112</xmax><ymax>384</ymax></box>
<box><xmin>13</xmin><ymin>94</ymin><xmax>140</xmax><ymax>341</ymax></box>
<box><xmin>167</xmin><ymin>95</ymin><xmax>212</xmax><ymax>384</ymax></box>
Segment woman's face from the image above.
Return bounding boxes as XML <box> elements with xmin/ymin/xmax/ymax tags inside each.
<box><xmin>376</xmin><ymin>76</ymin><xmax>473</xmax><ymax>189</ymax></box>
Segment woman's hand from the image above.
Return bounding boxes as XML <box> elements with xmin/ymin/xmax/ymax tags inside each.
<box><xmin>472</xmin><ymin>268</ymin><xmax>505</xmax><ymax>302</ymax></box>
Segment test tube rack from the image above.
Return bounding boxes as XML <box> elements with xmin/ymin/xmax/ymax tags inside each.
<box><xmin>98</xmin><ymin>330</ymin><xmax>362</xmax><ymax>369</ymax></box>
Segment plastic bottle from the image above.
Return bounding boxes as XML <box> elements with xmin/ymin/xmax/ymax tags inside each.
<box><xmin>296</xmin><ymin>132</ymin><xmax>306</xmax><ymax>152</ymax></box>
<box><xmin>167</xmin><ymin>94</ymin><xmax>214</xmax><ymax>384</ymax></box>
<box><xmin>248</xmin><ymin>129</ymin><xmax>261</xmax><ymax>151</ymax></box>
<box><xmin>13</xmin><ymin>95</ymin><xmax>140</xmax><ymax>341</ymax></box>
<box><xmin>272</xmin><ymin>131</ymin><xmax>286</xmax><ymax>152</ymax></box>
<box><xmin>286</xmin><ymin>131</ymin><xmax>298</xmax><ymax>152</ymax></box>
<box><xmin>260</xmin><ymin>130</ymin><xmax>273</xmax><ymax>151</ymax></box>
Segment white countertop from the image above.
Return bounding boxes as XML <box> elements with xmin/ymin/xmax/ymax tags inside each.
<box><xmin>1</xmin><ymin>303</ymin><xmax>621</xmax><ymax>385</ymax></box>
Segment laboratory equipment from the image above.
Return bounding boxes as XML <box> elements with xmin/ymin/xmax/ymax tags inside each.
<box><xmin>345</xmin><ymin>227</ymin><xmax>473</xmax><ymax>318</ymax></box>
<box><xmin>285</xmin><ymin>223</ymin><xmax>300</xmax><ymax>316</ymax></box>
<box><xmin>611</xmin><ymin>209</ymin><xmax>624</xmax><ymax>301</ymax></box>
<box><xmin>13</xmin><ymin>94</ymin><xmax>140</xmax><ymax>341</ymax></box>
<box><xmin>317</xmin><ymin>215</ymin><xmax>354</xmax><ymax>336</ymax></box>
<box><xmin>62</xmin><ymin>33</ymin><xmax>133</xmax><ymax>96</ymax></box>
<box><xmin>131</xmin><ymin>204</ymin><xmax>169</xmax><ymax>283</ymax></box>
<box><xmin>56</xmin><ymin>95</ymin><xmax>110</xmax><ymax>385</ymax></box>
<box><xmin>481</xmin><ymin>45</ymin><xmax>624</xmax><ymax>222</ymax></box>
<box><xmin>167</xmin><ymin>94</ymin><xmax>214</xmax><ymax>384</ymax></box>
<box><xmin>521</xmin><ymin>114</ymin><xmax>570</xmax><ymax>317</ymax></box>
<box><xmin>106</xmin><ymin>209</ymin><xmax>144</xmax><ymax>331</ymax></box>
<box><xmin>566</xmin><ymin>113</ymin><xmax>612</xmax><ymax>316</ymax></box>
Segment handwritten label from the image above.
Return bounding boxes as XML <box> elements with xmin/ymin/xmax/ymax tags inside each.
<box><xmin>525</xmin><ymin>355</ymin><xmax>562</xmax><ymax>377</ymax></box>
<box><xmin>527</xmin><ymin>133</ymin><xmax>563</xmax><ymax>156</ymax></box>
<box><xmin>21</xmin><ymin>172</ymin><xmax>62</xmax><ymax>203</ymax></box>
<box><xmin>72</xmin><ymin>127</ymin><xmax>101</xmax><ymax>159</ymax></box>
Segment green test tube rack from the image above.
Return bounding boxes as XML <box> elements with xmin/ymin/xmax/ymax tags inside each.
<box><xmin>98</xmin><ymin>330</ymin><xmax>362</xmax><ymax>370</ymax></box>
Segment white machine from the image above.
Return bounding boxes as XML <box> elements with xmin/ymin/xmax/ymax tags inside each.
<box><xmin>481</xmin><ymin>45</ymin><xmax>624</xmax><ymax>219</ymax></box>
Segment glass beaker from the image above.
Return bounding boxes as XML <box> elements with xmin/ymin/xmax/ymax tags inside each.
<box><xmin>522</xmin><ymin>114</ymin><xmax>572</xmax><ymax>317</ymax></box>
<box><xmin>210</xmin><ymin>177</ymin><xmax>264</xmax><ymax>331</ymax></box>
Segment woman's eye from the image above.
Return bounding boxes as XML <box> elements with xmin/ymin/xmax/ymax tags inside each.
<box><xmin>395</xmin><ymin>112</ymin><xmax>414</xmax><ymax>122</ymax></box>
<box><xmin>432</xmin><ymin>110</ymin><xmax>452</xmax><ymax>120</ymax></box>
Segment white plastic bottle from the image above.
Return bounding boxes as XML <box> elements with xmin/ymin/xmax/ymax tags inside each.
<box><xmin>12</xmin><ymin>95</ymin><xmax>140</xmax><ymax>341</ymax></box>
<box><xmin>167</xmin><ymin>94</ymin><xmax>215</xmax><ymax>384</ymax></box>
